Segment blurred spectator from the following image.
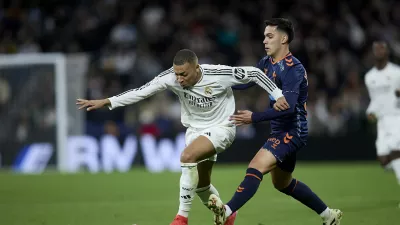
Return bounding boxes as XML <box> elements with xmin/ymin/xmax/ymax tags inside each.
<box><xmin>104</xmin><ymin>120</ymin><xmax>120</xmax><ymax>137</ymax></box>
<box><xmin>1</xmin><ymin>0</ymin><xmax>400</xmax><ymax>140</ymax></box>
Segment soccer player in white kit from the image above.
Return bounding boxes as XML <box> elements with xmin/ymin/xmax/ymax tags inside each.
<box><xmin>77</xmin><ymin>49</ymin><xmax>289</xmax><ymax>224</ymax></box>
<box><xmin>365</xmin><ymin>41</ymin><xmax>400</xmax><ymax>196</ymax></box>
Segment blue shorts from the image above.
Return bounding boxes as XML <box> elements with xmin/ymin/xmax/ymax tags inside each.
<box><xmin>262</xmin><ymin>132</ymin><xmax>305</xmax><ymax>173</ymax></box>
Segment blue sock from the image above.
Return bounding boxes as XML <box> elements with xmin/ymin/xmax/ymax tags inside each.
<box><xmin>280</xmin><ymin>178</ymin><xmax>328</xmax><ymax>214</ymax></box>
<box><xmin>226</xmin><ymin>168</ymin><xmax>263</xmax><ymax>213</ymax></box>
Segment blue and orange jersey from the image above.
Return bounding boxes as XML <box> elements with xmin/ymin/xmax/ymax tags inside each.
<box><xmin>256</xmin><ymin>53</ymin><xmax>308</xmax><ymax>144</ymax></box>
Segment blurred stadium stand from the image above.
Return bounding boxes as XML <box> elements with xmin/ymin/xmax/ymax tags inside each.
<box><xmin>1</xmin><ymin>0</ymin><xmax>399</xmax><ymax>164</ymax></box>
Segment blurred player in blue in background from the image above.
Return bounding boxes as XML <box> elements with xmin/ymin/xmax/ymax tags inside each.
<box><xmin>208</xmin><ymin>18</ymin><xmax>343</xmax><ymax>225</ymax></box>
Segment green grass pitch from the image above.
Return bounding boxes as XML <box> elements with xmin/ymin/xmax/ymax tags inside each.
<box><xmin>0</xmin><ymin>162</ymin><xmax>399</xmax><ymax>225</ymax></box>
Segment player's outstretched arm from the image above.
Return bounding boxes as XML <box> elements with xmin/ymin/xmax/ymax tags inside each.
<box><xmin>76</xmin><ymin>98</ymin><xmax>111</xmax><ymax>111</ymax></box>
<box><xmin>77</xmin><ymin>68</ymin><xmax>173</xmax><ymax>111</ymax></box>
<box><xmin>108</xmin><ymin>69</ymin><xmax>173</xmax><ymax>110</ymax></box>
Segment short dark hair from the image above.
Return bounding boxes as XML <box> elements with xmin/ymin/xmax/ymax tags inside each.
<box><xmin>264</xmin><ymin>18</ymin><xmax>294</xmax><ymax>44</ymax></box>
<box><xmin>173</xmin><ymin>49</ymin><xmax>198</xmax><ymax>65</ymax></box>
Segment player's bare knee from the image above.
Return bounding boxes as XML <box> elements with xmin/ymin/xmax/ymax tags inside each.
<box><xmin>271</xmin><ymin>169</ymin><xmax>292</xmax><ymax>190</ymax></box>
<box><xmin>248</xmin><ymin>149</ymin><xmax>277</xmax><ymax>174</ymax></box>
<box><xmin>180</xmin><ymin>151</ymin><xmax>197</xmax><ymax>163</ymax></box>
<box><xmin>248</xmin><ymin>160</ymin><xmax>275</xmax><ymax>174</ymax></box>
<box><xmin>271</xmin><ymin>179</ymin><xmax>287</xmax><ymax>190</ymax></box>
<box><xmin>271</xmin><ymin>175</ymin><xmax>292</xmax><ymax>190</ymax></box>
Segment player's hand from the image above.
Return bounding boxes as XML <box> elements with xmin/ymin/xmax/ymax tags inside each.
<box><xmin>273</xmin><ymin>96</ymin><xmax>290</xmax><ymax>111</ymax></box>
<box><xmin>229</xmin><ymin>110</ymin><xmax>253</xmax><ymax>126</ymax></box>
<box><xmin>367</xmin><ymin>113</ymin><xmax>377</xmax><ymax>123</ymax></box>
<box><xmin>76</xmin><ymin>98</ymin><xmax>110</xmax><ymax>111</ymax></box>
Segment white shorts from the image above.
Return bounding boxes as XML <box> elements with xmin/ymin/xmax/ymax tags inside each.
<box><xmin>376</xmin><ymin>115</ymin><xmax>400</xmax><ymax>156</ymax></box>
<box><xmin>185</xmin><ymin>125</ymin><xmax>236</xmax><ymax>161</ymax></box>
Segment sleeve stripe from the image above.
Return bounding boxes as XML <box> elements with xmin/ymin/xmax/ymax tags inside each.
<box><xmin>203</xmin><ymin>68</ymin><xmax>232</xmax><ymax>72</ymax></box>
<box><xmin>250</xmin><ymin>71</ymin><xmax>276</xmax><ymax>88</ymax></box>
<box><xmin>250</xmin><ymin>71</ymin><xmax>277</xmax><ymax>89</ymax></box>
<box><xmin>204</xmin><ymin>73</ymin><xmax>232</xmax><ymax>76</ymax></box>
<box><xmin>249</xmin><ymin>71</ymin><xmax>277</xmax><ymax>92</ymax></box>
<box><xmin>203</xmin><ymin>68</ymin><xmax>233</xmax><ymax>75</ymax></box>
<box><xmin>115</xmin><ymin>67</ymin><xmax>173</xmax><ymax>97</ymax></box>
<box><xmin>249</xmin><ymin>73</ymin><xmax>275</xmax><ymax>92</ymax></box>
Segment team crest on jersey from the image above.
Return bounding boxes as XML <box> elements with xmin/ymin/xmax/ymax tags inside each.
<box><xmin>204</xmin><ymin>86</ymin><xmax>213</xmax><ymax>96</ymax></box>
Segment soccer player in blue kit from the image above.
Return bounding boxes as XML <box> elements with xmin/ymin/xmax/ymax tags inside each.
<box><xmin>208</xmin><ymin>18</ymin><xmax>343</xmax><ymax>225</ymax></box>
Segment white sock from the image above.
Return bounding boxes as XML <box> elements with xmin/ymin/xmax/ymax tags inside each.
<box><xmin>391</xmin><ymin>159</ymin><xmax>400</xmax><ymax>185</ymax></box>
<box><xmin>177</xmin><ymin>163</ymin><xmax>199</xmax><ymax>218</ymax></box>
<box><xmin>196</xmin><ymin>184</ymin><xmax>220</xmax><ymax>205</ymax></box>
<box><xmin>319</xmin><ymin>207</ymin><xmax>331</xmax><ymax>220</ymax></box>
<box><xmin>224</xmin><ymin>205</ymin><xmax>233</xmax><ymax>217</ymax></box>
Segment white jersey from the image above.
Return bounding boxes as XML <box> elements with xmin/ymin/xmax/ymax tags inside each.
<box><xmin>108</xmin><ymin>64</ymin><xmax>283</xmax><ymax>129</ymax></box>
<box><xmin>365</xmin><ymin>62</ymin><xmax>400</xmax><ymax>119</ymax></box>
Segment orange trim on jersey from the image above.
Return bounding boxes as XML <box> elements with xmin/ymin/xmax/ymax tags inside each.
<box><xmin>246</xmin><ymin>173</ymin><xmax>262</xmax><ymax>181</ymax></box>
<box><xmin>283</xmin><ymin>133</ymin><xmax>293</xmax><ymax>144</ymax></box>
<box><xmin>270</xmin><ymin>52</ymin><xmax>292</xmax><ymax>65</ymax></box>
<box><xmin>285</xmin><ymin>57</ymin><xmax>294</xmax><ymax>66</ymax></box>
<box><xmin>285</xmin><ymin>58</ymin><xmax>293</xmax><ymax>63</ymax></box>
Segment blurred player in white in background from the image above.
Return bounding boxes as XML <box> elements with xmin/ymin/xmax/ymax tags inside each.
<box><xmin>364</xmin><ymin>41</ymin><xmax>400</xmax><ymax>194</ymax></box>
<box><xmin>77</xmin><ymin>49</ymin><xmax>289</xmax><ymax>225</ymax></box>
